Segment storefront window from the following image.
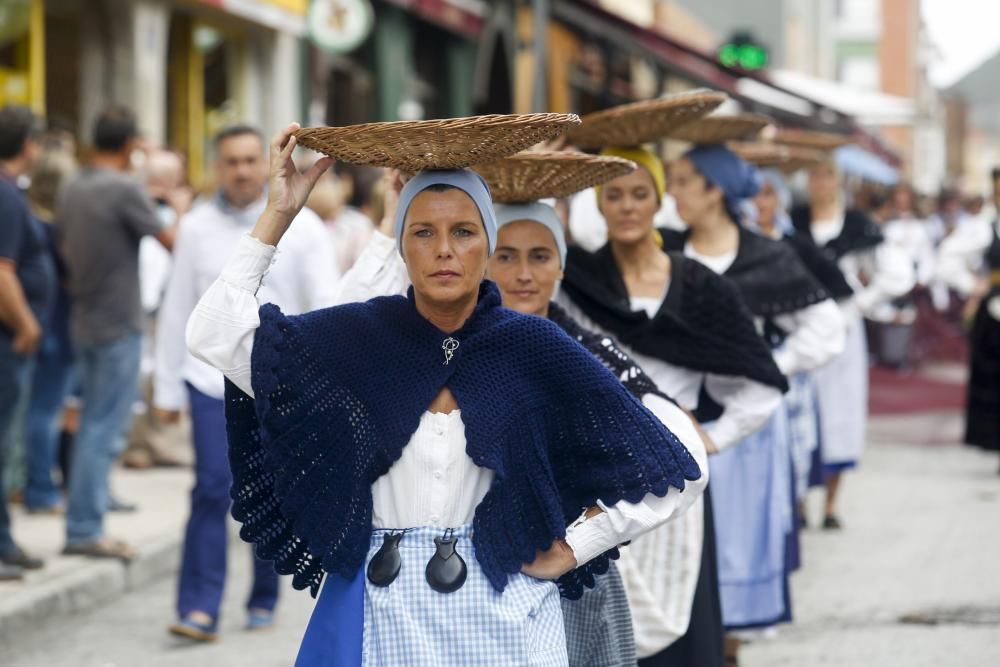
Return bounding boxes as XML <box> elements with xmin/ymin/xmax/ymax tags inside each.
<box><xmin>0</xmin><ymin>0</ymin><xmax>33</xmax><ymax>107</ymax></box>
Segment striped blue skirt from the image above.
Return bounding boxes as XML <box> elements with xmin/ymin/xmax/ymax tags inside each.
<box><xmin>296</xmin><ymin>525</ymin><xmax>569</xmax><ymax>666</ymax></box>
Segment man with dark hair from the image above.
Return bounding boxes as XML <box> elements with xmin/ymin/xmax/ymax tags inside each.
<box><xmin>55</xmin><ymin>106</ymin><xmax>176</xmax><ymax>560</ymax></box>
<box><xmin>93</xmin><ymin>106</ymin><xmax>139</xmax><ymax>153</ymax></box>
<box><xmin>0</xmin><ymin>105</ymin><xmax>54</xmax><ymax>580</ymax></box>
<box><xmin>154</xmin><ymin>124</ymin><xmax>338</xmax><ymax>640</ymax></box>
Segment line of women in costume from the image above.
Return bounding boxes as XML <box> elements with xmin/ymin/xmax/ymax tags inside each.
<box><xmin>183</xmin><ymin>113</ymin><xmax>914</xmax><ymax>666</ymax></box>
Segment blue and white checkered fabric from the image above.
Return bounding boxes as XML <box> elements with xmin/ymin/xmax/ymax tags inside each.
<box><xmin>561</xmin><ymin>562</ymin><xmax>637</xmax><ymax>667</ymax></box>
<box><xmin>362</xmin><ymin>525</ymin><xmax>569</xmax><ymax>666</ymax></box>
<box><xmin>785</xmin><ymin>372</ymin><xmax>820</xmax><ymax>501</ymax></box>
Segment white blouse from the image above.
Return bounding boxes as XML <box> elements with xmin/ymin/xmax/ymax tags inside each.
<box><xmin>935</xmin><ymin>217</ymin><xmax>996</xmax><ymax>296</ymax></box>
<box><xmin>186</xmin><ymin>234</ymin><xmax>708</xmax><ymax>569</ymax></box>
<box><xmin>810</xmin><ymin>214</ymin><xmax>915</xmax><ymax>321</ymax></box>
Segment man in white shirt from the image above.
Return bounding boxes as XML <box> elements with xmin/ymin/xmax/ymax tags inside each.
<box><xmin>153</xmin><ymin>125</ymin><xmax>340</xmax><ymax>642</ymax></box>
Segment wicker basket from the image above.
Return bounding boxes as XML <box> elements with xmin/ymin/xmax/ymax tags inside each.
<box><xmin>294</xmin><ymin>114</ymin><xmax>581</xmax><ymax>171</ymax></box>
<box><xmin>474</xmin><ymin>151</ymin><xmax>636</xmax><ymax>203</ymax></box>
<box><xmin>771</xmin><ymin>128</ymin><xmax>850</xmax><ymax>150</ymax></box>
<box><xmin>730</xmin><ymin>142</ymin><xmax>827</xmax><ymax>172</ymax></box>
<box><xmin>667</xmin><ymin>113</ymin><xmax>772</xmax><ymax>144</ymax></box>
<box><xmin>566</xmin><ymin>90</ymin><xmax>728</xmax><ymax>149</ymax></box>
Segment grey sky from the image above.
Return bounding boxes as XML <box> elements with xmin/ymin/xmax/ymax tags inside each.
<box><xmin>923</xmin><ymin>0</ymin><xmax>1000</xmax><ymax>87</ymax></box>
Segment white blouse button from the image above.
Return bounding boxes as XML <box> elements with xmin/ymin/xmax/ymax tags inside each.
<box><xmin>434</xmin><ymin>470</ymin><xmax>443</xmax><ymax>480</ymax></box>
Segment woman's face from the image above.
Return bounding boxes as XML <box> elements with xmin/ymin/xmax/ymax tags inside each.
<box><xmin>893</xmin><ymin>186</ymin><xmax>913</xmax><ymax>214</ymax></box>
<box><xmin>402</xmin><ymin>188</ymin><xmax>488</xmax><ymax>307</ymax></box>
<box><xmin>487</xmin><ymin>220</ymin><xmax>563</xmax><ymax>317</ymax></box>
<box><xmin>808</xmin><ymin>162</ymin><xmax>839</xmax><ymax>206</ymax></box>
<box><xmin>669</xmin><ymin>158</ymin><xmax>720</xmax><ymax>229</ymax></box>
<box><xmin>754</xmin><ymin>182</ymin><xmax>779</xmax><ymax>229</ymax></box>
<box><xmin>598</xmin><ymin>167</ymin><xmax>660</xmax><ymax>246</ymax></box>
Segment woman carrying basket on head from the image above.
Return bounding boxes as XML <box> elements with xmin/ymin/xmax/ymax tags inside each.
<box><xmin>186</xmin><ymin>122</ymin><xmax>704</xmax><ymax>666</ymax></box>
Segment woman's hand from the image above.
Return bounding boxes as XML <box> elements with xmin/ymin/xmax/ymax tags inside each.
<box><xmin>377</xmin><ymin>169</ymin><xmax>405</xmax><ymax>238</ymax></box>
<box><xmin>521</xmin><ymin>539</ymin><xmax>577</xmax><ymax>580</ymax></box>
<box><xmin>252</xmin><ymin>123</ymin><xmax>334</xmax><ymax>246</ymax></box>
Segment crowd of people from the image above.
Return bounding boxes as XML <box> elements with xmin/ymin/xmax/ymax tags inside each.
<box><xmin>1</xmin><ymin>99</ymin><xmax>999</xmax><ymax>667</ymax></box>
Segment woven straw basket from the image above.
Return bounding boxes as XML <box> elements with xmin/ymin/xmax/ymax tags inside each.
<box><xmin>567</xmin><ymin>90</ymin><xmax>728</xmax><ymax>149</ymax></box>
<box><xmin>668</xmin><ymin>113</ymin><xmax>772</xmax><ymax>144</ymax></box>
<box><xmin>474</xmin><ymin>151</ymin><xmax>636</xmax><ymax>203</ymax></box>
<box><xmin>294</xmin><ymin>114</ymin><xmax>580</xmax><ymax>171</ymax></box>
<box><xmin>771</xmin><ymin>128</ymin><xmax>850</xmax><ymax>150</ymax></box>
<box><xmin>730</xmin><ymin>142</ymin><xmax>827</xmax><ymax>172</ymax></box>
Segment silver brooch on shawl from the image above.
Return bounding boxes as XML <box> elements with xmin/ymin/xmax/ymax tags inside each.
<box><xmin>442</xmin><ymin>337</ymin><xmax>460</xmax><ymax>365</ymax></box>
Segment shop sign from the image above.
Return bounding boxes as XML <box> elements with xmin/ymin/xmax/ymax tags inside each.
<box><xmin>308</xmin><ymin>0</ymin><xmax>374</xmax><ymax>54</ymax></box>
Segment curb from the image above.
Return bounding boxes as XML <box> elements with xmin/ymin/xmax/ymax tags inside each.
<box><xmin>0</xmin><ymin>534</ymin><xmax>181</xmax><ymax>645</ymax></box>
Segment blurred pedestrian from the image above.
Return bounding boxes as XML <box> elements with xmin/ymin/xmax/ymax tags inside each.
<box><xmin>0</xmin><ymin>105</ymin><xmax>54</xmax><ymax>580</ymax></box>
<box><xmin>122</xmin><ymin>149</ymin><xmax>193</xmax><ymax>470</ymax></box>
<box><xmin>55</xmin><ymin>106</ymin><xmax>175</xmax><ymax>560</ymax></box>
<box><xmin>22</xmin><ymin>145</ymin><xmax>78</xmax><ymax>513</ymax></box>
<box><xmin>307</xmin><ymin>162</ymin><xmax>379</xmax><ymax>274</ymax></box>
<box><xmin>790</xmin><ymin>159</ymin><xmax>914</xmax><ymax>528</ymax></box>
<box><xmin>155</xmin><ymin>125</ymin><xmax>339</xmax><ymax>641</ymax></box>
<box><xmin>936</xmin><ymin>167</ymin><xmax>1000</xmax><ymax>472</ymax></box>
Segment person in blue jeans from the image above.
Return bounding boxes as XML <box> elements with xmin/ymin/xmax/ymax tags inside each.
<box><xmin>0</xmin><ymin>105</ymin><xmax>55</xmax><ymax>580</ymax></box>
<box><xmin>153</xmin><ymin>126</ymin><xmax>340</xmax><ymax>641</ymax></box>
<box><xmin>56</xmin><ymin>107</ymin><xmax>175</xmax><ymax>559</ymax></box>
<box><xmin>23</xmin><ymin>147</ymin><xmax>78</xmax><ymax>513</ymax></box>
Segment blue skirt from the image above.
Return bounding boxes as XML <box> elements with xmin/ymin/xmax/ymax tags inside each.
<box><xmin>296</xmin><ymin>525</ymin><xmax>569</xmax><ymax>666</ymax></box>
<box><xmin>709</xmin><ymin>404</ymin><xmax>794</xmax><ymax>630</ymax></box>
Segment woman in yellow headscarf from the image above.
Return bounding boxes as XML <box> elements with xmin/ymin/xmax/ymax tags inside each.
<box><xmin>557</xmin><ymin>145</ymin><xmax>787</xmax><ymax>667</ymax></box>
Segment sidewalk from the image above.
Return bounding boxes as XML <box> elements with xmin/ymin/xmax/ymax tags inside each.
<box><xmin>0</xmin><ymin>466</ymin><xmax>192</xmax><ymax>645</ymax></box>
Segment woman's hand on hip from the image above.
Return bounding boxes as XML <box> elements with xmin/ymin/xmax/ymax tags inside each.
<box><xmin>520</xmin><ymin>538</ymin><xmax>577</xmax><ymax>580</ymax></box>
<box><xmin>253</xmin><ymin>123</ymin><xmax>334</xmax><ymax>246</ymax></box>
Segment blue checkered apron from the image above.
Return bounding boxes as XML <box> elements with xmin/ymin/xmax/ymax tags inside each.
<box><xmin>362</xmin><ymin>525</ymin><xmax>569</xmax><ymax>666</ymax></box>
<box><xmin>561</xmin><ymin>562</ymin><xmax>637</xmax><ymax>667</ymax></box>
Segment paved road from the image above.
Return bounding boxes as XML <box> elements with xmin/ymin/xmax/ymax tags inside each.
<box><xmin>7</xmin><ymin>412</ymin><xmax>1000</xmax><ymax>667</ymax></box>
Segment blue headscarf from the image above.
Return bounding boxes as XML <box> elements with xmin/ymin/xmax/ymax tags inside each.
<box><xmin>494</xmin><ymin>202</ymin><xmax>567</xmax><ymax>268</ymax></box>
<box><xmin>684</xmin><ymin>144</ymin><xmax>761</xmax><ymax>223</ymax></box>
<box><xmin>754</xmin><ymin>168</ymin><xmax>794</xmax><ymax>236</ymax></box>
<box><xmin>394</xmin><ymin>170</ymin><xmax>497</xmax><ymax>257</ymax></box>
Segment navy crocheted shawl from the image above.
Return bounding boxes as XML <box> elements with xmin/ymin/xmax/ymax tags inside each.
<box><xmin>223</xmin><ymin>281</ymin><xmax>702</xmax><ymax>600</ymax></box>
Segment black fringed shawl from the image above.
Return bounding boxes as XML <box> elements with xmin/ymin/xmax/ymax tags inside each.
<box><xmin>789</xmin><ymin>206</ymin><xmax>884</xmax><ymax>261</ymax></box>
<box><xmin>561</xmin><ymin>246</ymin><xmax>788</xmax><ymax>393</ymax></box>
<box><xmin>223</xmin><ymin>281</ymin><xmax>702</xmax><ymax>601</ymax></box>
<box><xmin>659</xmin><ymin>227</ymin><xmax>830</xmax><ymax>317</ymax></box>
<box><xmin>781</xmin><ymin>232</ymin><xmax>855</xmax><ymax>301</ymax></box>
<box><xmin>547</xmin><ymin>301</ymin><xmax>668</xmax><ymax>403</ymax></box>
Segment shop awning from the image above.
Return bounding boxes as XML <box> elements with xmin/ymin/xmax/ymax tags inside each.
<box><xmin>835</xmin><ymin>144</ymin><xmax>899</xmax><ymax>185</ymax></box>
<box><xmin>552</xmin><ymin>0</ymin><xmax>849</xmax><ymax>130</ymax></box>
<box><xmin>770</xmin><ymin>69</ymin><xmax>916</xmax><ymax>126</ymax></box>
<box><xmin>198</xmin><ymin>0</ymin><xmax>307</xmax><ymax>34</ymax></box>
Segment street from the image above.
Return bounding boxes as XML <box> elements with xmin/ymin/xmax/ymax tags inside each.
<box><xmin>5</xmin><ymin>411</ymin><xmax>998</xmax><ymax>667</ymax></box>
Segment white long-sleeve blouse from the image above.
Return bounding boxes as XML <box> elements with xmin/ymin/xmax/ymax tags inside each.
<box><xmin>186</xmin><ymin>233</ymin><xmax>707</xmax><ymax>569</ymax></box>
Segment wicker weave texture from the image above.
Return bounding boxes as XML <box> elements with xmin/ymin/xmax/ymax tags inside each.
<box><xmin>771</xmin><ymin>128</ymin><xmax>850</xmax><ymax>150</ymax></box>
<box><xmin>730</xmin><ymin>142</ymin><xmax>826</xmax><ymax>172</ymax></box>
<box><xmin>294</xmin><ymin>114</ymin><xmax>581</xmax><ymax>171</ymax></box>
<box><xmin>567</xmin><ymin>90</ymin><xmax>727</xmax><ymax>149</ymax></box>
<box><xmin>474</xmin><ymin>151</ymin><xmax>636</xmax><ymax>203</ymax></box>
<box><xmin>668</xmin><ymin>113</ymin><xmax>772</xmax><ymax>144</ymax></box>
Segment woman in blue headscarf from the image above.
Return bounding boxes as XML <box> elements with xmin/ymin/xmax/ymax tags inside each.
<box><xmin>185</xmin><ymin>123</ymin><xmax>704</xmax><ymax>666</ymax></box>
<box><xmin>660</xmin><ymin>144</ymin><xmax>845</xmax><ymax>663</ymax></box>
<box><xmin>332</xmin><ymin>173</ymin><xmax>711</xmax><ymax>667</ymax></box>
